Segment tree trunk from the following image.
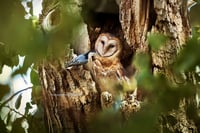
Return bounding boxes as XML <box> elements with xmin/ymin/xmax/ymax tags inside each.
<box><xmin>39</xmin><ymin>62</ymin><xmax>100</xmax><ymax>133</ymax></box>
<box><xmin>149</xmin><ymin>1</ymin><xmax>197</xmax><ymax>132</ymax></box>
<box><xmin>38</xmin><ymin>0</ymin><xmax>198</xmax><ymax>132</ymax></box>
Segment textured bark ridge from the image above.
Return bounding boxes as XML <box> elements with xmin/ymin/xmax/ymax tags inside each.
<box><xmin>151</xmin><ymin>0</ymin><xmax>191</xmax><ymax>78</ymax></box>
<box><xmin>150</xmin><ymin>0</ymin><xmax>197</xmax><ymax>132</ymax></box>
<box><xmin>119</xmin><ymin>0</ymin><xmax>151</xmax><ymax>52</ymax></box>
<box><xmin>39</xmin><ymin>62</ymin><xmax>99</xmax><ymax>133</ymax></box>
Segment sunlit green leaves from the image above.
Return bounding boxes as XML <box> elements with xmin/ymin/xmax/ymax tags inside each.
<box><xmin>148</xmin><ymin>33</ymin><xmax>168</xmax><ymax>51</ymax></box>
<box><xmin>30</xmin><ymin>69</ymin><xmax>39</xmax><ymax>86</ymax></box>
<box><xmin>31</xmin><ymin>86</ymin><xmax>42</xmax><ymax>105</ymax></box>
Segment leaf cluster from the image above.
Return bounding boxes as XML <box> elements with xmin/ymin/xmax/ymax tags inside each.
<box><xmin>0</xmin><ymin>0</ymin><xmax>82</xmax><ymax>132</ymax></box>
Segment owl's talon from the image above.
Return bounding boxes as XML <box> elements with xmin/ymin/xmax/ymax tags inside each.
<box><xmin>100</xmin><ymin>91</ymin><xmax>113</xmax><ymax>109</ymax></box>
<box><xmin>101</xmin><ymin>91</ymin><xmax>113</xmax><ymax>103</ymax></box>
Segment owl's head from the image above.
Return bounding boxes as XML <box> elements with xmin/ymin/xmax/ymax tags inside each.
<box><xmin>95</xmin><ymin>33</ymin><xmax>122</xmax><ymax>59</ymax></box>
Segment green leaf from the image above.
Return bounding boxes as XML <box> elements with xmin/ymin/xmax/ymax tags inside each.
<box><xmin>0</xmin><ymin>43</ymin><xmax>19</xmax><ymax>68</ymax></box>
<box><xmin>11</xmin><ymin>55</ymin><xmax>19</xmax><ymax>67</ymax></box>
<box><xmin>15</xmin><ymin>94</ymin><xmax>22</xmax><ymax>109</ymax></box>
<box><xmin>133</xmin><ymin>53</ymin><xmax>154</xmax><ymax>90</ymax></box>
<box><xmin>25</xmin><ymin>102</ymin><xmax>32</xmax><ymax>115</ymax></box>
<box><xmin>6</xmin><ymin>111</ymin><xmax>12</xmax><ymax>125</ymax></box>
<box><xmin>194</xmin><ymin>0</ymin><xmax>200</xmax><ymax>4</ymax></box>
<box><xmin>30</xmin><ymin>69</ymin><xmax>40</xmax><ymax>86</ymax></box>
<box><xmin>0</xmin><ymin>117</ymin><xmax>8</xmax><ymax>133</ymax></box>
<box><xmin>12</xmin><ymin>66</ymin><xmax>29</xmax><ymax>77</ymax></box>
<box><xmin>148</xmin><ymin>33</ymin><xmax>168</xmax><ymax>51</ymax></box>
<box><xmin>0</xmin><ymin>62</ymin><xmax>2</xmax><ymax>74</ymax></box>
<box><xmin>11</xmin><ymin>117</ymin><xmax>25</xmax><ymax>133</ymax></box>
<box><xmin>173</xmin><ymin>34</ymin><xmax>200</xmax><ymax>72</ymax></box>
<box><xmin>31</xmin><ymin>86</ymin><xmax>42</xmax><ymax>104</ymax></box>
<box><xmin>0</xmin><ymin>84</ymin><xmax>10</xmax><ymax>101</ymax></box>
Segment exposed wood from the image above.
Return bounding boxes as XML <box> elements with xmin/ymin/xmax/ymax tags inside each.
<box><xmin>119</xmin><ymin>0</ymin><xmax>151</xmax><ymax>52</ymax></box>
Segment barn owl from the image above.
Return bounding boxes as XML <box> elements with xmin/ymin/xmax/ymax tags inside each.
<box><xmin>92</xmin><ymin>33</ymin><xmax>126</xmax><ymax>81</ymax></box>
<box><xmin>66</xmin><ymin>33</ymin><xmax>139</xmax><ymax>111</ymax></box>
<box><xmin>90</xmin><ymin>33</ymin><xmax>138</xmax><ymax>110</ymax></box>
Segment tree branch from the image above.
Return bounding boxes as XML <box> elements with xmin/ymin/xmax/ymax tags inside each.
<box><xmin>0</xmin><ymin>87</ymin><xmax>32</xmax><ymax>109</ymax></box>
<box><xmin>4</xmin><ymin>105</ymin><xmax>25</xmax><ymax>118</ymax></box>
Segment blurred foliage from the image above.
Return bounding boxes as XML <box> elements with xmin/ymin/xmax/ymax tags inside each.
<box><xmin>148</xmin><ymin>33</ymin><xmax>168</xmax><ymax>51</ymax></box>
<box><xmin>0</xmin><ymin>0</ymin><xmax>200</xmax><ymax>133</ymax></box>
<box><xmin>190</xmin><ymin>3</ymin><xmax>200</xmax><ymax>26</ymax></box>
<box><xmin>174</xmin><ymin>27</ymin><xmax>200</xmax><ymax>72</ymax></box>
<box><xmin>0</xmin><ymin>84</ymin><xmax>10</xmax><ymax>101</ymax></box>
<box><xmin>0</xmin><ymin>0</ymin><xmax>82</xmax><ymax>132</ymax></box>
<box><xmin>0</xmin><ymin>0</ymin><xmax>82</xmax><ymax>70</ymax></box>
<box><xmin>194</xmin><ymin>0</ymin><xmax>200</xmax><ymax>3</ymax></box>
<box><xmin>26</xmin><ymin>105</ymin><xmax>47</xmax><ymax>133</ymax></box>
<box><xmin>0</xmin><ymin>117</ymin><xmax>8</xmax><ymax>133</ymax></box>
<box><xmin>10</xmin><ymin>117</ymin><xmax>26</xmax><ymax>133</ymax></box>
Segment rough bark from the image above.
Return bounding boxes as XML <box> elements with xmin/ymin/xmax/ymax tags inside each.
<box><xmin>39</xmin><ymin>61</ymin><xmax>99</xmax><ymax>133</ymax></box>
<box><xmin>151</xmin><ymin>0</ymin><xmax>191</xmax><ymax>80</ymax></box>
<box><xmin>119</xmin><ymin>0</ymin><xmax>151</xmax><ymax>53</ymax></box>
<box><xmin>150</xmin><ymin>1</ymin><xmax>197</xmax><ymax>132</ymax></box>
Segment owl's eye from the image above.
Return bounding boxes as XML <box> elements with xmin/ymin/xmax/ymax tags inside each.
<box><xmin>109</xmin><ymin>44</ymin><xmax>115</xmax><ymax>48</ymax></box>
<box><xmin>101</xmin><ymin>40</ymin><xmax>105</xmax><ymax>45</ymax></box>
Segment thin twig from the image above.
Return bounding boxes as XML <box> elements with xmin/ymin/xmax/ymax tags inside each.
<box><xmin>21</xmin><ymin>74</ymin><xmax>28</xmax><ymax>85</ymax></box>
<box><xmin>0</xmin><ymin>87</ymin><xmax>32</xmax><ymax>109</ymax></box>
<box><xmin>4</xmin><ymin>105</ymin><xmax>25</xmax><ymax>118</ymax></box>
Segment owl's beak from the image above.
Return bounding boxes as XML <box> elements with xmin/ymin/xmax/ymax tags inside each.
<box><xmin>103</xmin><ymin>46</ymin><xmax>107</xmax><ymax>55</ymax></box>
